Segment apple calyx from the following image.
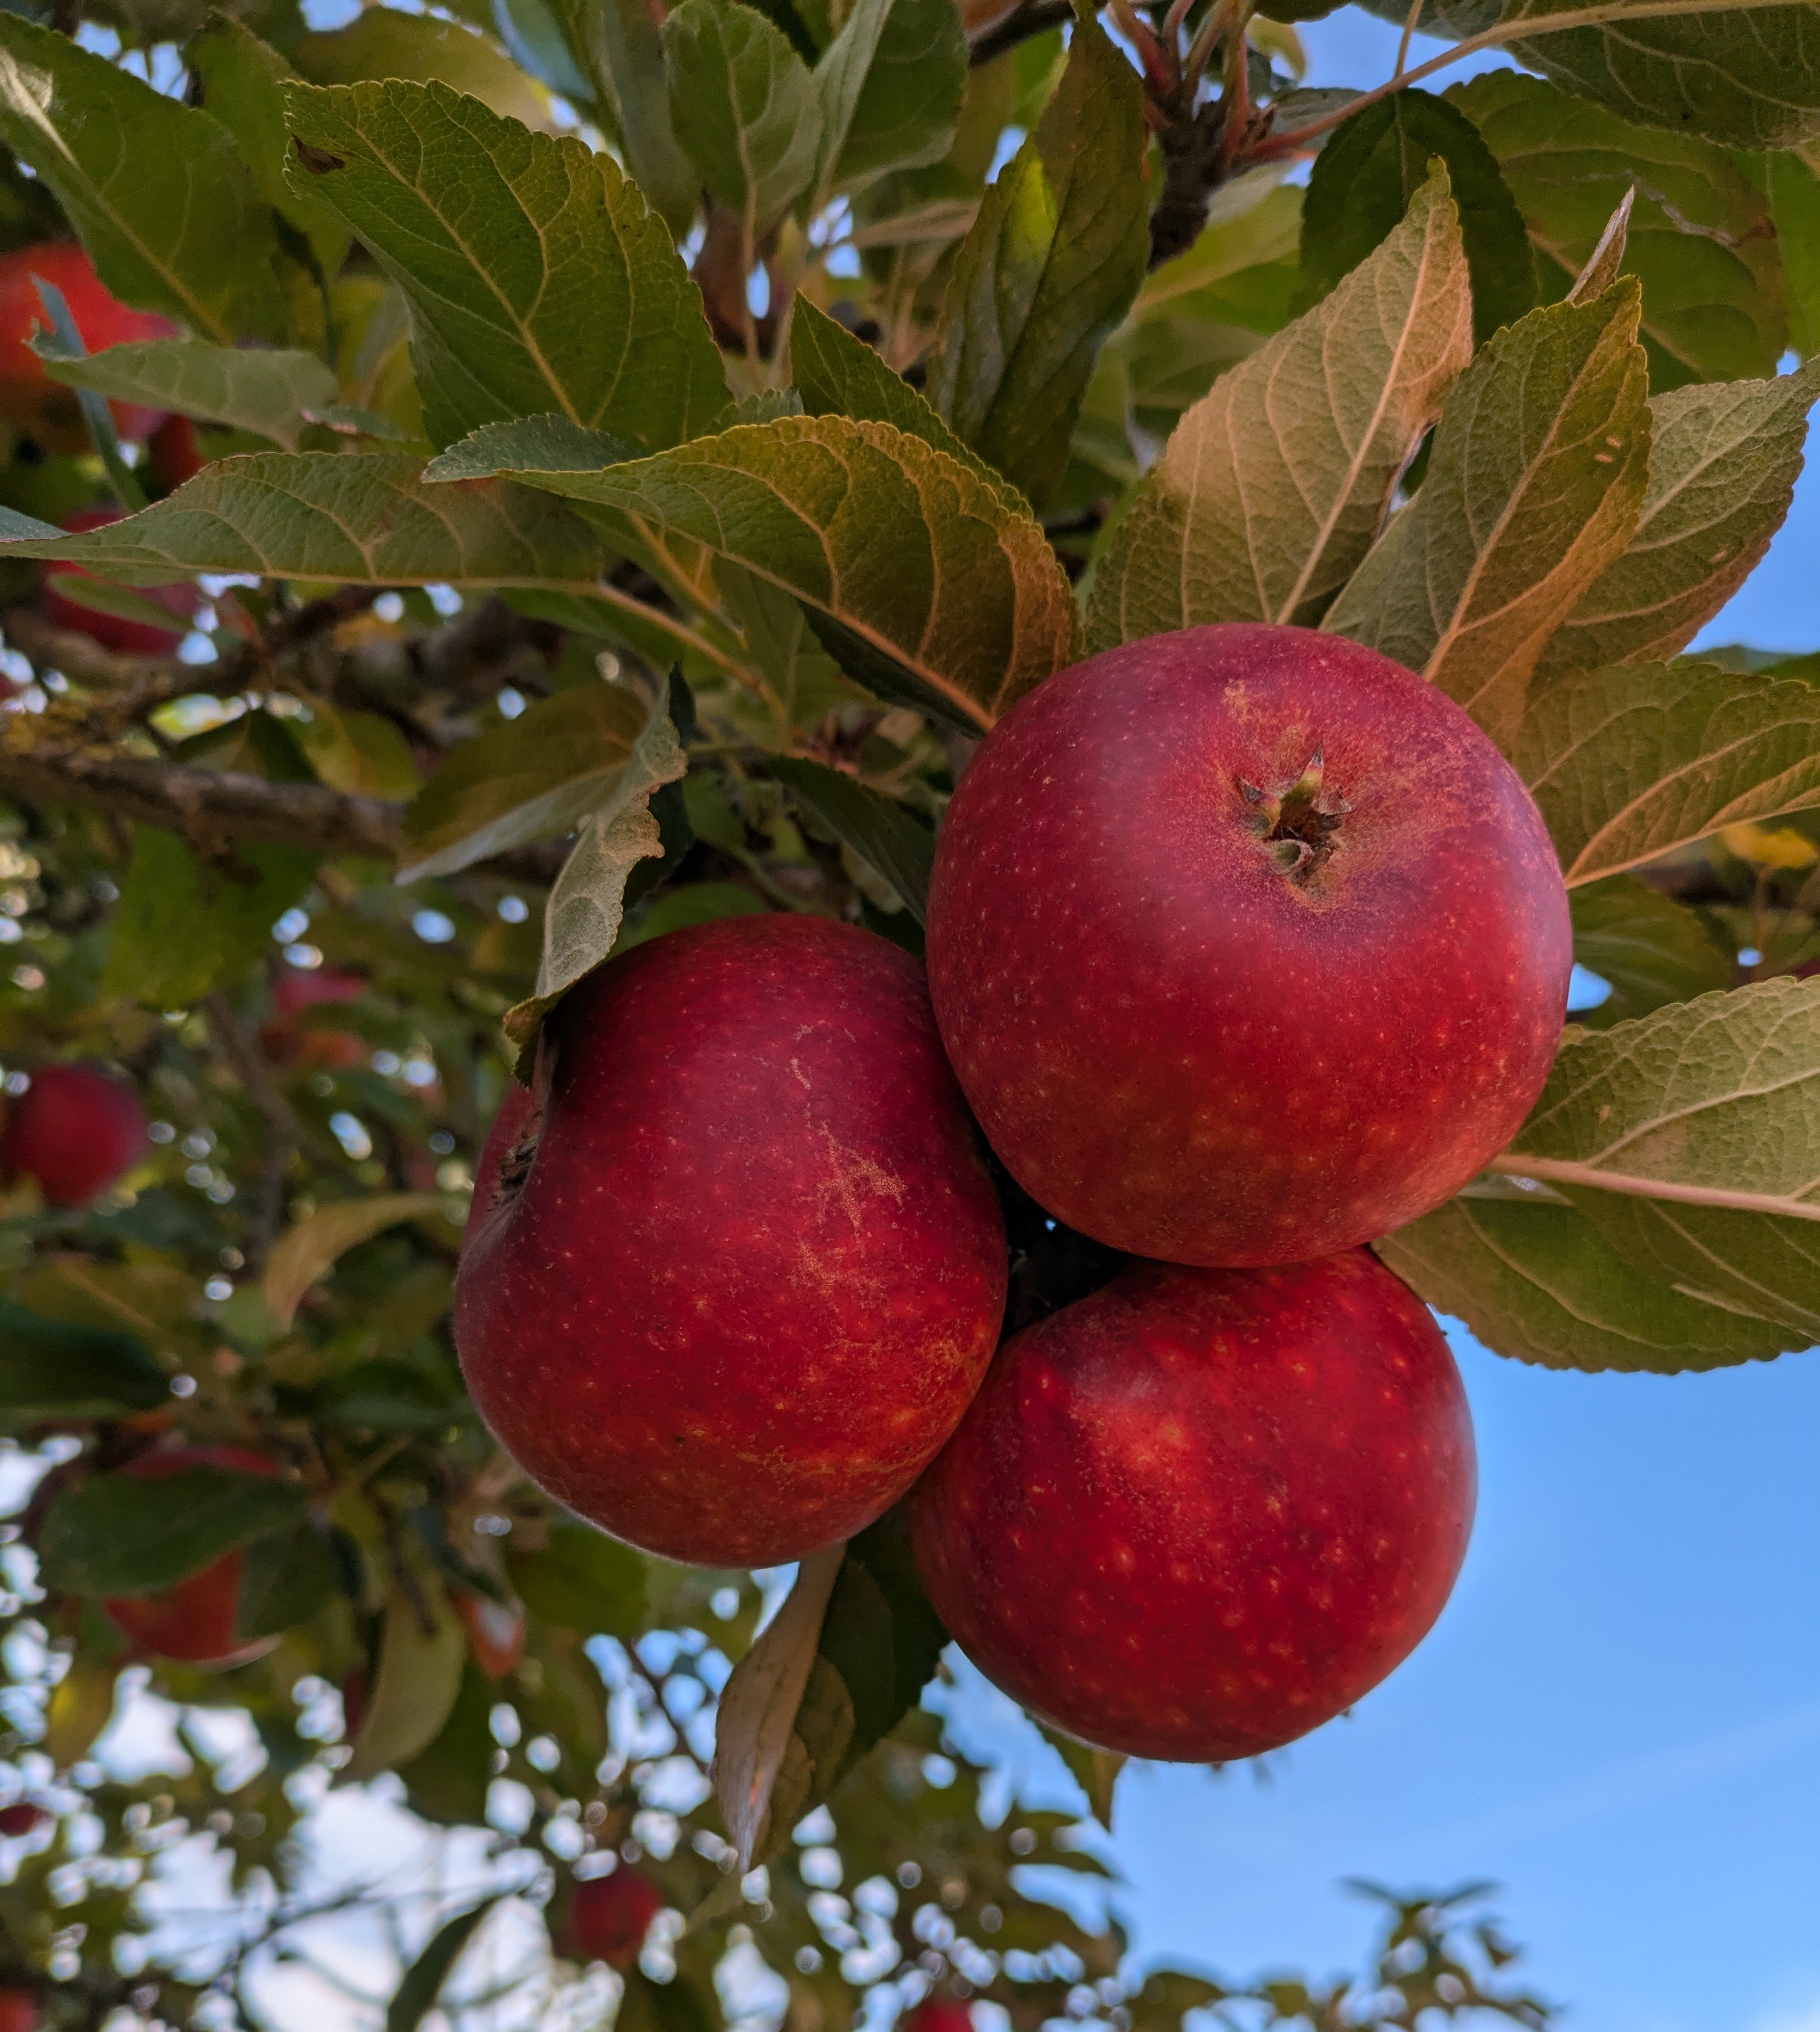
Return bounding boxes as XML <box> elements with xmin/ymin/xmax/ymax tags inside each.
<box><xmin>1238</xmin><ymin>750</ymin><xmax>1350</xmax><ymax>880</ymax></box>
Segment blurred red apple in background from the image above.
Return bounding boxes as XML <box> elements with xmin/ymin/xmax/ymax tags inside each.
<box><xmin>103</xmin><ymin>1446</ymin><xmax>280</xmax><ymax>1666</ymax></box>
<box><xmin>910</xmin><ymin>1249</ymin><xmax>1475</xmax><ymax>1761</ymax></box>
<box><xmin>564</xmin><ymin>1868</ymin><xmax>663</xmax><ymax>1969</ymax></box>
<box><xmin>0</xmin><ymin>242</ymin><xmax>173</xmax><ymax>448</ymax></box>
<box><xmin>260</xmin><ymin>964</ymin><xmax>367</xmax><ymax>1070</ymax></box>
<box><xmin>147</xmin><ymin>413</ymin><xmax>207</xmax><ymax>490</ymax></box>
<box><xmin>40</xmin><ymin>507</ymin><xmax>200</xmax><ymax>656</ymax></box>
<box><xmin>0</xmin><ymin>1061</ymin><xmax>147</xmax><ymax>1207</ymax></box>
<box><xmin>455</xmin><ymin>914</ymin><xmax>1007</xmax><ymax>1568</ymax></box>
<box><xmin>926</xmin><ymin>623</ymin><xmax>1570</xmax><ymax>1268</ymax></box>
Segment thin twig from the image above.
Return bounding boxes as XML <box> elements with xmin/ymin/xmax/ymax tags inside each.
<box><xmin>1394</xmin><ymin>0</ymin><xmax>1426</xmax><ymax>78</ymax></box>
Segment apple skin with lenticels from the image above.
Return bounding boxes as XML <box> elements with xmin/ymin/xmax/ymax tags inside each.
<box><xmin>908</xmin><ymin>1249</ymin><xmax>1476</xmax><ymax>1763</ymax></box>
<box><xmin>924</xmin><ymin>623</ymin><xmax>1571</xmax><ymax>1267</ymax></box>
<box><xmin>453</xmin><ymin>914</ymin><xmax>1008</xmax><ymax>1569</ymax></box>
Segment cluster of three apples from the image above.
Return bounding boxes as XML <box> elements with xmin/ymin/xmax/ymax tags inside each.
<box><xmin>455</xmin><ymin>626</ymin><xmax>1570</xmax><ymax>1760</ymax></box>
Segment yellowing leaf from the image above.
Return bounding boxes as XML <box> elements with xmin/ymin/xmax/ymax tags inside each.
<box><xmin>471</xmin><ymin>415</ymin><xmax>1081</xmax><ymax>734</ymax></box>
<box><xmin>1086</xmin><ymin>169</ymin><xmax>1473</xmax><ymax>647</ymax></box>
<box><xmin>1325</xmin><ymin>281</ymin><xmax>1651</xmax><ymax>750</ymax></box>
<box><xmin>265</xmin><ymin>1194</ymin><xmax>448</xmax><ymax>1331</ymax></box>
<box><xmin>1516</xmin><ymin>658</ymin><xmax>1820</xmax><ymax>885</ymax></box>
<box><xmin>710</xmin><ymin>1545</ymin><xmax>845</xmax><ymax>1870</ymax></box>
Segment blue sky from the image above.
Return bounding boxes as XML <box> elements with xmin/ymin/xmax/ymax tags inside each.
<box><xmin>947</xmin><ymin>1322</ymin><xmax>1820</xmax><ymax>2032</ymax></box>
<box><xmin>939</xmin><ymin>18</ymin><xmax>1820</xmax><ymax>2019</ymax></box>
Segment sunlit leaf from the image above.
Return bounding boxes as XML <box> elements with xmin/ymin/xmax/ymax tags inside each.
<box><xmin>283</xmin><ymin>79</ymin><xmax>729</xmax><ymax>452</ymax></box>
<box><xmin>1325</xmin><ymin>281</ymin><xmax>1651</xmax><ymax>750</ymax></box>
<box><xmin>1377</xmin><ymin>1191</ymin><xmax>1801</xmax><ymax>1370</ymax></box>
<box><xmin>0</xmin><ymin>13</ymin><xmax>280</xmax><ymax>343</ymax></box>
<box><xmin>1087</xmin><ymin>168</ymin><xmax>1472</xmax><ymax>647</ymax></box>
<box><xmin>1516</xmin><ymin>657</ymin><xmax>1820</xmax><ymax>885</ymax></box>
<box><xmin>1491</xmin><ymin>978</ymin><xmax>1820</xmax><ymax>1335</ymax></box>
<box><xmin>1534</xmin><ymin>366</ymin><xmax>1820</xmax><ymax>679</ymax></box>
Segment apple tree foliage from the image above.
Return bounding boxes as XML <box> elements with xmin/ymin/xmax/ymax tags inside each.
<box><xmin>0</xmin><ymin>0</ymin><xmax>1812</xmax><ymax>2015</ymax></box>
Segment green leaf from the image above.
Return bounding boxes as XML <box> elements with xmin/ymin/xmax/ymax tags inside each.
<box><xmin>0</xmin><ymin>13</ymin><xmax>280</xmax><ymax>344</ymax></box>
<box><xmin>0</xmin><ymin>453</ymin><xmax>610</xmax><ymax>591</ymax></box>
<box><xmin>264</xmin><ymin>1194</ymin><xmax>448</xmax><ymax>1331</ymax></box>
<box><xmin>1296</xmin><ymin>88</ymin><xmax>1536</xmax><ymax>348</ymax></box>
<box><xmin>1035</xmin><ymin>1723</ymin><xmax>1124</xmax><ymax>1831</ymax></box>
<box><xmin>546</xmin><ymin>0</ymin><xmax>700</xmax><ymax>235</ymax></box>
<box><xmin>39</xmin><ymin>339</ymin><xmax>339</xmax><ymax>453</ymax></box>
<box><xmin>711</xmin><ymin>1544</ymin><xmax>847</xmax><ymax>1869</ymax></box>
<box><xmin>402</xmin><ymin>682</ymin><xmax>677</xmax><ymax>881</ymax></box>
<box><xmin>508</xmin><ymin>1516</ymin><xmax>645</xmax><ymax>1635</ymax></box>
<box><xmin>706</xmin><ymin>1510</ymin><xmax>945</xmax><ymax>1875</ymax></box>
<box><xmin>1533</xmin><ymin>366</ymin><xmax>1820</xmax><ymax>680</ymax></box>
<box><xmin>1490</xmin><ymin>978</ymin><xmax>1820</xmax><ymax>1336</ymax></box>
<box><xmin>1086</xmin><ymin>169</ymin><xmax>1474</xmax><ymax>650</ymax></box>
<box><xmin>345</xmin><ymin>1574</ymin><xmax>469</xmax><ymax>1781</ymax></box>
<box><xmin>925</xmin><ymin>13</ymin><xmax>1149</xmax><ymax>506</ymax></box>
<box><xmin>0</xmin><ymin>1301</ymin><xmax>168</xmax><ymax>1427</ymax></box>
<box><xmin>186</xmin><ymin>17</ymin><xmax>350</xmax><ymax>280</ymax></box>
<box><xmin>397</xmin><ymin>1661</ymin><xmax>495</xmax><ymax>1825</ymax></box>
<box><xmin>1135</xmin><ymin>176</ymin><xmax>1305</xmax><ymax>318</ymax></box>
<box><xmin>386</xmin><ymin>1899</ymin><xmax>502</xmax><ymax>2032</ymax></box>
<box><xmin>1449</xmin><ymin>71</ymin><xmax>1787</xmax><ymax>388</ymax></box>
<box><xmin>39</xmin><ymin>1468</ymin><xmax>308</xmax><ymax>1597</ymax></box>
<box><xmin>291</xmin><ymin>10</ymin><xmax>556</xmax><ymax>133</ymax></box>
<box><xmin>790</xmin><ymin>296</ymin><xmax>984</xmax><ymax>475</ymax></box>
<box><xmin>662</xmin><ymin>0</ymin><xmax>822</xmax><ymax>240</ymax></box>
<box><xmin>1569</xmin><ymin>873</ymin><xmax>1733</xmax><ymax>1024</ymax></box>
<box><xmin>618</xmin><ymin>879</ymin><xmax>770</xmax><ymax>949</ymax></box>
<box><xmin>281</xmin><ymin>80</ymin><xmax>729</xmax><ymax>453</ymax></box>
<box><xmin>1515</xmin><ymin>657</ymin><xmax>1820</xmax><ymax>886</ymax></box>
<box><xmin>234</xmin><ymin>1520</ymin><xmax>343</xmax><ymax>1641</ymax></box>
<box><xmin>478</xmin><ymin>416</ymin><xmax>1082</xmax><ymax>734</ymax></box>
<box><xmin>423</xmin><ymin>415</ymin><xmax>633</xmax><ymax>482</ymax></box>
<box><xmin>814</xmin><ymin>0</ymin><xmax>967</xmax><ymax>200</ymax></box>
<box><xmin>1768</xmin><ymin>148</ymin><xmax>1820</xmax><ymax>358</ymax></box>
<box><xmin>1324</xmin><ymin>281</ymin><xmax>1651</xmax><ymax>751</ymax></box>
<box><xmin>1376</xmin><ymin>1191</ymin><xmax>1801</xmax><ymax>1371</ymax></box>
<box><xmin>768</xmin><ymin>755</ymin><xmax>934</xmax><ymax>921</ymax></box>
<box><xmin>102</xmin><ymin>827</ymin><xmax>316</xmax><ymax>1010</ymax></box>
<box><xmin>502</xmin><ymin>676</ymin><xmax>689</xmax><ymax>1057</ymax></box>
<box><xmin>1500</xmin><ymin>0</ymin><xmax>1820</xmax><ymax>152</ymax></box>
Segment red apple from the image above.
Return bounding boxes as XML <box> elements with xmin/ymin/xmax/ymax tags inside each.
<box><xmin>103</xmin><ymin>1446</ymin><xmax>279</xmax><ymax>1667</ymax></box>
<box><xmin>259</xmin><ymin>965</ymin><xmax>367</xmax><ymax>1071</ymax></box>
<box><xmin>925</xmin><ymin>624</ymin><xmax>1570</xmax><ymax>1267</ymax></box>
<box><xmin>0</xmin><ymin>1062</ymin><xmax>147</xmax><ymax>1207</ymax></box>
<box><xmin>148</xmin><ymin>413</ymin><xmax>207</xmax><ymax>491</ymax></box>
<box><xmin>0</xmin><ymin>1989</ymin><xmax>34</xmax><ymax>2032</ymax></box>
<box><xmin>0</xmin><ymin>242</ymin><xmax>174</xmax><ymax>449</ymax></box>
<box><xmin>0</xmin><ymin>1804</ymin><xmax>45</xmax><ymax>1839</ymax></box>
<box><xmin>40</xmin><ymin>507</ymin><xmax>200</xmax><ymax>656</ymax></box>
<box><xmin>453</xmin><ymin>1590</ymin><xmax>526</xmax><ymax>1678</ymax></box>
<box><xmin>909</xmin><ymin>1249</ymin><xmax>1475</xmax><ymax>1761</ymax></box>
<box><xmin>904</xmin><ymin>2005</ymin><xmax>975</xmax><ymax>2032</ymax></box>
<box><xmin>564</xmin><ymin>1868</ymin><xmax>662</xmax><ymax>1969</ymax></box>
<box><xmin>454</xmin><ymin>914</ymin><xmax>1007</xmax><ymax>1568</ymax></box>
